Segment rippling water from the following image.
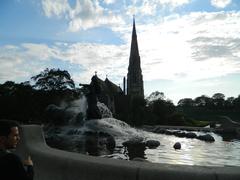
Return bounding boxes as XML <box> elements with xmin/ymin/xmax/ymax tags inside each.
<box><xmin>142</xmin><ymin>131</ymin><xmax>240</xmax><ymax>167</ymax></box>
<box><xmin>46</xmin><ymin>118</ymin><xmax>240</xmax><ymax>167</ymax></box>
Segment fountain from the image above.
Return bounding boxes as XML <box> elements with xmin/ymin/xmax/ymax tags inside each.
<box><xmin>43</xmin><ymin>89</ymin><xmax>240</xmax><ymax>166</ymax></box>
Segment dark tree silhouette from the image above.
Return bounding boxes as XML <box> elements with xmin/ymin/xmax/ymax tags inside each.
<box><xmin>212</xmin><ymin>93</ymin><xmax>225</xmax><ymax>107</ymax></box>
<box><xmin>194</xmin><ymin>95</ymin><xmax>212</xmax><ymax>107</ymax></box>
<box><xmin>148</xmin><ymin>98</ymin><xmax>175</xmax><ymax>125</ymax></box>
<box><xmin>225</xmin><ymin>97</ymin><xmax>235</xmax><ymax>108</ymax></box>
<box><xmin>177</xmin><ymin>98</ymin><xmax>195</xmax><ymax>107</ymax></box>
<box><xmin>31</xmin><ymin>68</ymin><xmax>75</xmax><ymax>91</ymax></box>
<box><xmin>146</xmin><ymin>91</ymin><xmax>165</xmax><ymax>102</ymax></box>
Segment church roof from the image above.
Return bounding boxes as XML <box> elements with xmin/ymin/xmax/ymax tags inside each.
<box><xmin>90</xmin><ymin>75</ymin><xmax>122</xmax><ymax>95</ymax></box>
<box><xmin>104</xmin><ymin>78</ymin><xmax>122</xmax><ymax>94</ymax></box>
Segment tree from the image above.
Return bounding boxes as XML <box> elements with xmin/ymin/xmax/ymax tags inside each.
<box><xmin>149</xmin><ymin>99</ymin><xmax>175</xmax><ymax>124</ymax></box>
<box><xmin>0</xmin><ymin>81</ymin><xmax>17</xmax><ymax>96</ymax></box>
<box><xmin>233</xmin><ymin>95</ymin><xmax>240</xmax><ymax>110</ymax></box>
<box><xmin>212</xmin><ymin>93</ymin><xmax>225</xmax><ymax>107</ymax></box>
<box><xmin>194</xmin><ymin>95</ymin><xmax>212</xmax><ymax>107</ymax></box>
<box><xmin>212</xmin><ymin>93</ymin><xmax>225</xmax><ymax>100</ymax></box>
<box><xmin>177</xmin><ymin>98</ymin><xmax>194</xmax><ymax>107</ymax></box>
<box><xmin>225</xmin><ymin>97</ymin><xmax>235</xmax><ymax>109</ymax></box>
<box><xmin>146</xmin><ymin>91</ymin><xmax>165</xmax><ymax>103</ymax></box>
<box><xmin>0</xmin><ymin>81</ymin><xmax>35</xmax><ymax>123</ymax></box>
<box><xmin>31</xmin><ymin>68</ymin><xmax>75</xmax><ymax>91</ymax></box>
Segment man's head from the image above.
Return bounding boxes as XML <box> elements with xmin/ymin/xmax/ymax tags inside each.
<box><xmin>0</xmin><ymin>120</ymin><xmax>20</xmax><ymax>149</ymax></box>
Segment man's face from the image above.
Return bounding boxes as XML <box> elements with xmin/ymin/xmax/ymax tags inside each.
<box><xmin>5</xmin><ymin>127</ymin><xmax>20</xmax><ymax>149</ymax></box>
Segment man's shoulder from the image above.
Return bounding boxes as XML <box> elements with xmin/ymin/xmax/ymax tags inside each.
<box><xmin>0</xmin><ymin>151</ymin><xmax>21</xmax><ymax>163</ymax></box>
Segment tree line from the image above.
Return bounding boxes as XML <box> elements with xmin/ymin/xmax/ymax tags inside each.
<box><xmin>178</xmin><ymin>93</ymin><xmax>240</xmax><ymax>110</ymax></box>
<box><xmin>1</xmin><ymin>68</ymin><xmax>239</xmax><ymax>126</ymax></box>
<box><xmin>0</xmin><ymin>68</ymin><xmax>81</xmax><ymax>124</ymax></box>
<box><xmin>177</xmin><ymin>94</ymin><xmax>240</xmax><ymax>123</ymax></box>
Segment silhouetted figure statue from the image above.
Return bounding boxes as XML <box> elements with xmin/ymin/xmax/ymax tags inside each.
<box><xmin>80</xmin><ymin>75</ymin><xmax>102</xmax><ymax>120</ymax></box>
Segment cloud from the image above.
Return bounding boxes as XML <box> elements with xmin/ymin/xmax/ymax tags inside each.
<box><xmin>1</xmin><ymin>9</ymin><xmax>240</xmax><ymax>90</ymax></box>
<box><xmin>0</xmin><ymin>42</ymin><xmax>129</xmax><ymax>85</ymax></box>
<box><xmin>134</xmin><ymin>11</ymin><xmax>240</xmax><ymax>81</ymax></box>
<box><xmin>103</xmin><ymin>0</ymin><xmax>116</xmax><ymax>4</ymax></box>
<box><xmin>41</xmin><ymin>0</ymin><xmax>124</xmax><ymax>31</ymax></box>
<box><xmin>0</xmin><ymin>45</ymin><xmax>39</xmax><ymax>82</ymax></box>
<box><xmin>211</xmin><ymin>0</ymin><xmax>232</xmax><ymax>8</ymax></box>
<box><xmin>21</xmin><ymin>43</ymin><xmax>56</xmax><ymax>61</ymax></box>
<box><xmin>190</xmin><ymin>37</ymin><xmax>240</xmax><ymax>61</ymax></box>
<box><xmin>40</xmin><ymin>0</ymin><xmax>192</xmax><ymax>32</ymax></box>
<box><xmin>128</xmin><ymin>0</ymin><xmax>191</xmax><ymax>16</ymax></box>
<box><xmin>41</xmin><ymin>0</ymin><xmax>70</xmax><ymax>18</ymax></box>
<box><xmin>51</xmin><ymin>43</ymin><xmax>129</xmax><ymax>83</ymax></box>
<box><xmin>157</xmin><ymin>0</ymin><xmax>191</xmax><ymax>7</ymax></box>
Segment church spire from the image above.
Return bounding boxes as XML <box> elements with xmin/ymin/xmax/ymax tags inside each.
<box><xmin>129</xmin><ymin>16</ymin><xmax>139</xmax><ymax>65</ymax></box>
<box><xmin>127</xmin><ymin>16</ymin><xmax>144</xmax><ymax>98</ymax></box>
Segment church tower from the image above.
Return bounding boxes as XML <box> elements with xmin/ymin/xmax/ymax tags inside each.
<box><xmin>127</xmin><ymin>17</ymin><xmax>144</xmax><ymax>98</ymax></box>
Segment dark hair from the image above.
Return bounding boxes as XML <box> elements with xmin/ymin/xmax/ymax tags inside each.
<box><xmin>0</xmin><ymin>120</ymin><xmax>19</xmax><ymax>137</ymax></box>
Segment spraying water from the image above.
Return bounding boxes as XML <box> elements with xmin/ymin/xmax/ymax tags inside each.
<box><xmin>44</xmin><ymin>97</ymin><xmax>240</xmax><ymax>166</ymax></box>
<box><xmin>97</xmin><ymin>102</ymin><xmax>113</xmax><ymax>118</ymax></box>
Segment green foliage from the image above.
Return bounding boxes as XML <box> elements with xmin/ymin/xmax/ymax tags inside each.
<box><xmin>212</xmin><ymin>93</ymin><xmax>225</xmax><ymax>107</ymax></box>
<box><xmin>177</xmin><ymin>98</ymin><xmax>194</xmax><ymax>107</ymax></box>
<box><xmin>31</xmin><ymin>68</ymin><xmax>75</xmax><ymax>91</ymax></box>
<box><xmin>0</xmin><ymin>69</ymin><xmax>81</xmax><ymax>124</ymax></box>
<box><xmin>2</xmin><ymin>72</ymin><xmax>240</xmax><ymax>127</ymax></box>
<box><xmin>194</xmin><ymin>95</ymin><xmax>212</xmax><ymax>107</ymax></box>
<box><xmin>167</xmin><ymin>112</ymin><xmax>186</xmax><ymax>126</ymax></box>
<box><xmin>178</xmin><ymin>93</ymin><xmax>240</xmax><ymax>111</ymax></box>
<box><xmin>149</xmin><ymin>99</ymin><xmax>175</xmax><ymax>124</ymax></box>
<box><xmin>146</xmin><ymin>91</ymin><xmax>165</xmax><ymax>102</ymax></box>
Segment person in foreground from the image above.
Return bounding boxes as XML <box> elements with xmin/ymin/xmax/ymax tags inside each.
<box><xmin>0</xmin><ymin>120</ymin><xmax>34</xmax><ymax>180</ymax></box>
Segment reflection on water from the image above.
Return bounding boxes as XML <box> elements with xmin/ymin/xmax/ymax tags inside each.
<box><xmin>45</xmin><ymin>118</ymin><xmax>240</xmax><ymax>167</ymax></box>
<box><xmin>143</xmin><ymin>131</ymin><xmax>240</xmax><ymax>166</ymax></box>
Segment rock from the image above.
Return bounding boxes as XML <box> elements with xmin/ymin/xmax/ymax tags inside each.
<box><xmin>185</xmin><ymin>132</ymin><xmax>197</xmax><ymax>138</ymax></box>
<box><xmin>122</xmin><ymin>137</ymin><xmax>145</xmax><ymax>147</ymax></box>
<box><xmin>84</xmin><ymin>131</ymin><xmax>116</xmax><ymax>156</ymax></box>
<box><xmin>122</xmin><ymin>137</ymin><xmax>146</xmax><ymax>160</ymax></box>
<box><xmin>173</xmin><ymin>142</ymin><xmax>181</xmax><ymax>150</ymax></box>
<box><xmin>98</xmin><ymin>131</ymin><xmax>116</xmax><ymax>152</ymax></box>
<box><xmin>154</xmin><ymin>128</ymin><xmax>166</xmax><ymax>134</ymax></box>
<box><xmin>146</xmin><ymin>140</ymin><xmax>160</xmax><ymax>149</ymax></box>
<box><xmin>174</xmin><ymin>131</ymin><xmax>186</xmax><ymax>138</ymax></box>
<box><xmin>210</xmin><ymin>121</ymin><xmax>216</xmax><ymax>128</ymax></box>
<box><xmin>197</xmin><ymin>134</ymin><xmax>215</xmax><ymax>142</ymax></box>
<box><xmin>165</xmin><ymin>130</ymin><xmax>174</xmax><ymax>135</ymax></box>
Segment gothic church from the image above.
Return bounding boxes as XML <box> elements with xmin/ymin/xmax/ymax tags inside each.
<box><xmin>127</xmin><ymin>17</ymin><xmax>144</xmax><ymax>98</ymax></box>
<box><xmin>85</xmin><ymin>17</ymin><xmax>144</xmax><ymax>116</ymax></box>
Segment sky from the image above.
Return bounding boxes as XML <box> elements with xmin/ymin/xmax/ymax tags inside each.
<box><xmin>0</xmin><ymin>0</ymin><xmax>240</xmax><ymax>104</ymax></box>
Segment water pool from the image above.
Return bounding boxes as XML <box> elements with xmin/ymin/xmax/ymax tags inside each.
<box><xmin>45</xmin><ymin>118</ymin><xmax>240</xmax><ymax>167</ymax></box>
<box><xmin>141</xmin><ymin>131</ymin><xmax>240</xmax><ymax>166</ymax></box>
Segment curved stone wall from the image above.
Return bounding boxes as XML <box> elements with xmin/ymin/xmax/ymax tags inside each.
<box><xmin>16</xmin><ymin>125</ymin><xmax>240</xmax><ymax>180</ymax></box>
